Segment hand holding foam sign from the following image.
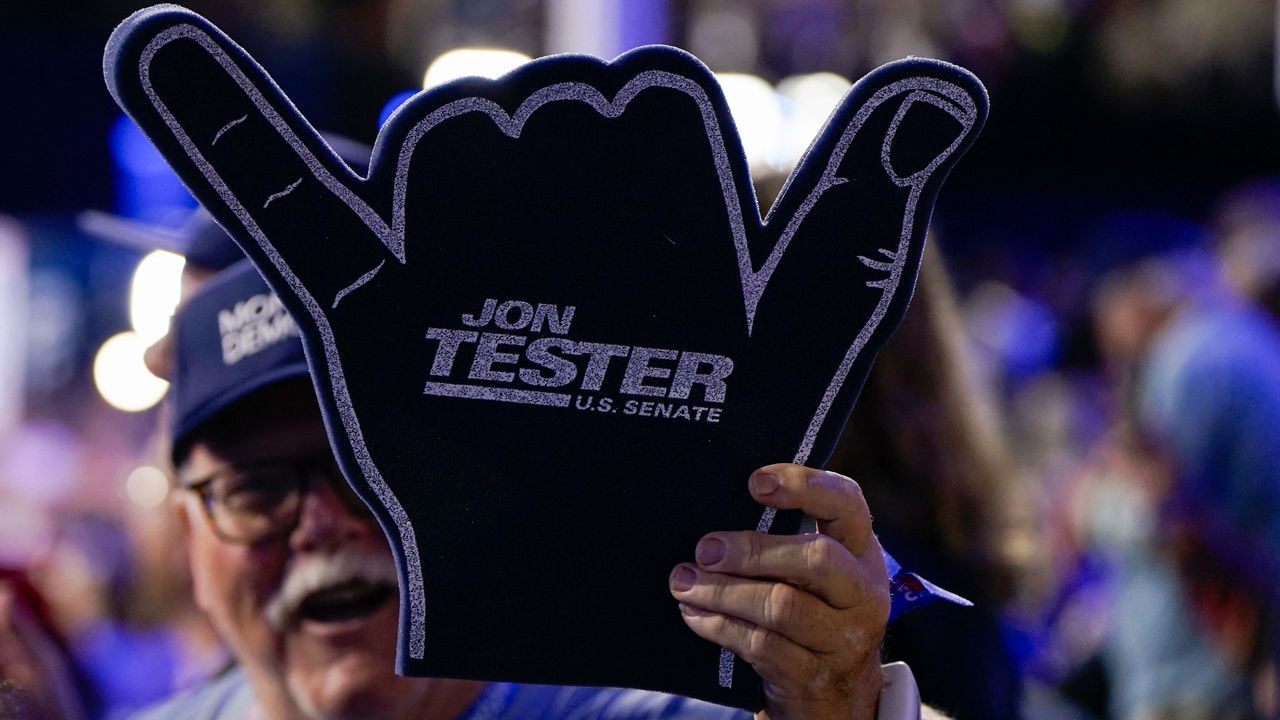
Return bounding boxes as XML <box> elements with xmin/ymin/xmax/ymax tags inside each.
<box><xmin>105</xmin><ymin>7</ymin><xmax>986</xmax><ymax>709</ymax></box>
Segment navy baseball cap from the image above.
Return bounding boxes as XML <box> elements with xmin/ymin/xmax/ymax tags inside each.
<box><xmin>183</xmin><ymin>208</ymin><xmax>246</xmax><ymax>271</ymax></box>
<box><xmin>80</xmin><ymin>132</ymin><xmax>372</xmax><ymax>271</ymax></box>
<box><xmin>170</xmin><ymin>259</ymin><xmax>309</xmax><ymax>462</ymax></box>
<box><xmin>77</xmin><ymin>206</ymin><xmax>243</xmax><ymax>273</ymax></box>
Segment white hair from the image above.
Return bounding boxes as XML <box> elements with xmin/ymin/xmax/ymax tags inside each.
<box><xmin>264</xmin><ymin>547</ymin><xmax>397</xmax><ymax>631</ymax></box>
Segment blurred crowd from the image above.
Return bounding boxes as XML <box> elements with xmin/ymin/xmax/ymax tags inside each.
<box><xmin>2</xmin><ymin>1</ymin><xmax>1279</xmax><ymax>718</ymax></box>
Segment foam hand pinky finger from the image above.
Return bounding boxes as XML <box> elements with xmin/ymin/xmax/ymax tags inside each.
<box><xmin>105</xmin><ymin>6</ymin><xmax>392</xmax><ymax>309</ymax></box>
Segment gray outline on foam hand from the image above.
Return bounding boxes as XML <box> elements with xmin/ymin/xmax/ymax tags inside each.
<box><xmin>138</xmin><ymin>24</ymin><xmax>428</xmax><ymax>663</ymax></box>
<box><xmin>132</xmin><ymin>21</ymin><xmax>978</xmax><ymax>688</ymax></box>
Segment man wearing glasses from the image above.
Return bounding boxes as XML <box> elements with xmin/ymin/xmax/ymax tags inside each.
<box><xmin>138</xmin><ymin>260</ymin><xmax>923</xmax><ymax>720</ymax></box>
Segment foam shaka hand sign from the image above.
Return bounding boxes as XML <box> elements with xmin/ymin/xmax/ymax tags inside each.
<box><xmin>106</xmin><ymin>6</ymin><xmax>986</xmax><ymax>710</ymax></box>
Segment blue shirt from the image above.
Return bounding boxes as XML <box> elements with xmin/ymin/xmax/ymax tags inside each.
<box><xmin>1139</xmin><ymin>297</ymin><xmax>1280</xmax><ymax>590</ymax></box>
<box><xmin>129</xmin><ymin>666</ymin><xmax>751</xmax><ymax>720</ymax></box>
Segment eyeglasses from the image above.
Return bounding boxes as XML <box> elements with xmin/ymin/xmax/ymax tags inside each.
<box><xmin>181</xmin><ymin>455</ymin><xmax>367</xmax><ymax>544</ymax></box>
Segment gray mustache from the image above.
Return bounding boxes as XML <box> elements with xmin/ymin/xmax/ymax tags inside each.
<box><xmin>264</xmin><ymin>548</ymin><xmax>398</xmax><ymax>631</ymax></box>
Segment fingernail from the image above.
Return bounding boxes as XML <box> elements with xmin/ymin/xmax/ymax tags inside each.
<box><xmin>751</xmin><ymin>473</ymin><xmax>779</xmax><ymax>496</ymax></box>
<box><xmin>670</xmin><ymin>565</ymin><xmax>697</xmax><ymax>592</ymax></box>
<box><xmin>696</xmin><ymin>537</ymin><xmax>726</xmax><ymax>566</ymax></box>
<box><xmin>679</xmin><ymin>603</ymin><xmax>710</xmax><ymax>617</ymax></box>
<box><xmin>884</xmin><ymin>98</ymin><xmax>968</xmax><ymax>181</ymax></box>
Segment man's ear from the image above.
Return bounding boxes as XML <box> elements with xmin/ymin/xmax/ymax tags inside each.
<box><xmin>144</xmin><ymin>333</ymin><xmax>175</xmax><ymax>380</ymax></box>
<box><xmin>171</xmin><ymin>489</ymin><xmax>192</xmax><ymax>537</ymax></box>
<box><xmin>169</xmin><ymin>489</ymin><xmax>219</xmax><ymax>617</ymax></box>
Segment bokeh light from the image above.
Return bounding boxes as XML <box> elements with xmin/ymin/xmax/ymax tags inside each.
<box><xmin>423</xmin><ymin>48</ymin><xmax>533</xmax><ymax>89</ymax></box>
<box><xmin>124</xmin><ymin>466</ymin><xmax>170</xmax><ymax>509</ymax></box>
<box><xmin>776</xmin><ymin>72</ymin><xmax>852</xmax><ymax>174</ymax></box>
<box><xmin>378</xmin><ymin>89</ymin><xmax>418</xmax><ymax>128</ymax></box>
<box><xmin>715</xmin><ymin>72</ymin><xmax>784</xmax><ymax>172</ymax></box>
<box><xmin>93</xmin><ymin>332</ymin><xmax>169</xmax><ymax>412</ymax></box>
<box><xmin>129</xmin><ymin>249</ymin><xmax>186</xmax><ymax>344</ymax></box>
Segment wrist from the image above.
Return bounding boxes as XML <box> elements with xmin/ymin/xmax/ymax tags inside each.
<box><xmin>754</xmin><ymin>659</ymin><xmax>920</xmax><ymax>720</ymax></box>
<box><xmin>755</xmin><ymin>655</ymin><xmax>884</xmax><ymax>720</ymax></box>
<box><xmin>849</xmin><ymin>653</ymin><xmax>886</xmax><ymax>720</ymax></box>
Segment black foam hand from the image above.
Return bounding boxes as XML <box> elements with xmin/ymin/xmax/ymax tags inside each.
<box><xmin>105</xmin><ymin>6</ymin><xmax>986</xmax><ymax>710</ymax></box>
